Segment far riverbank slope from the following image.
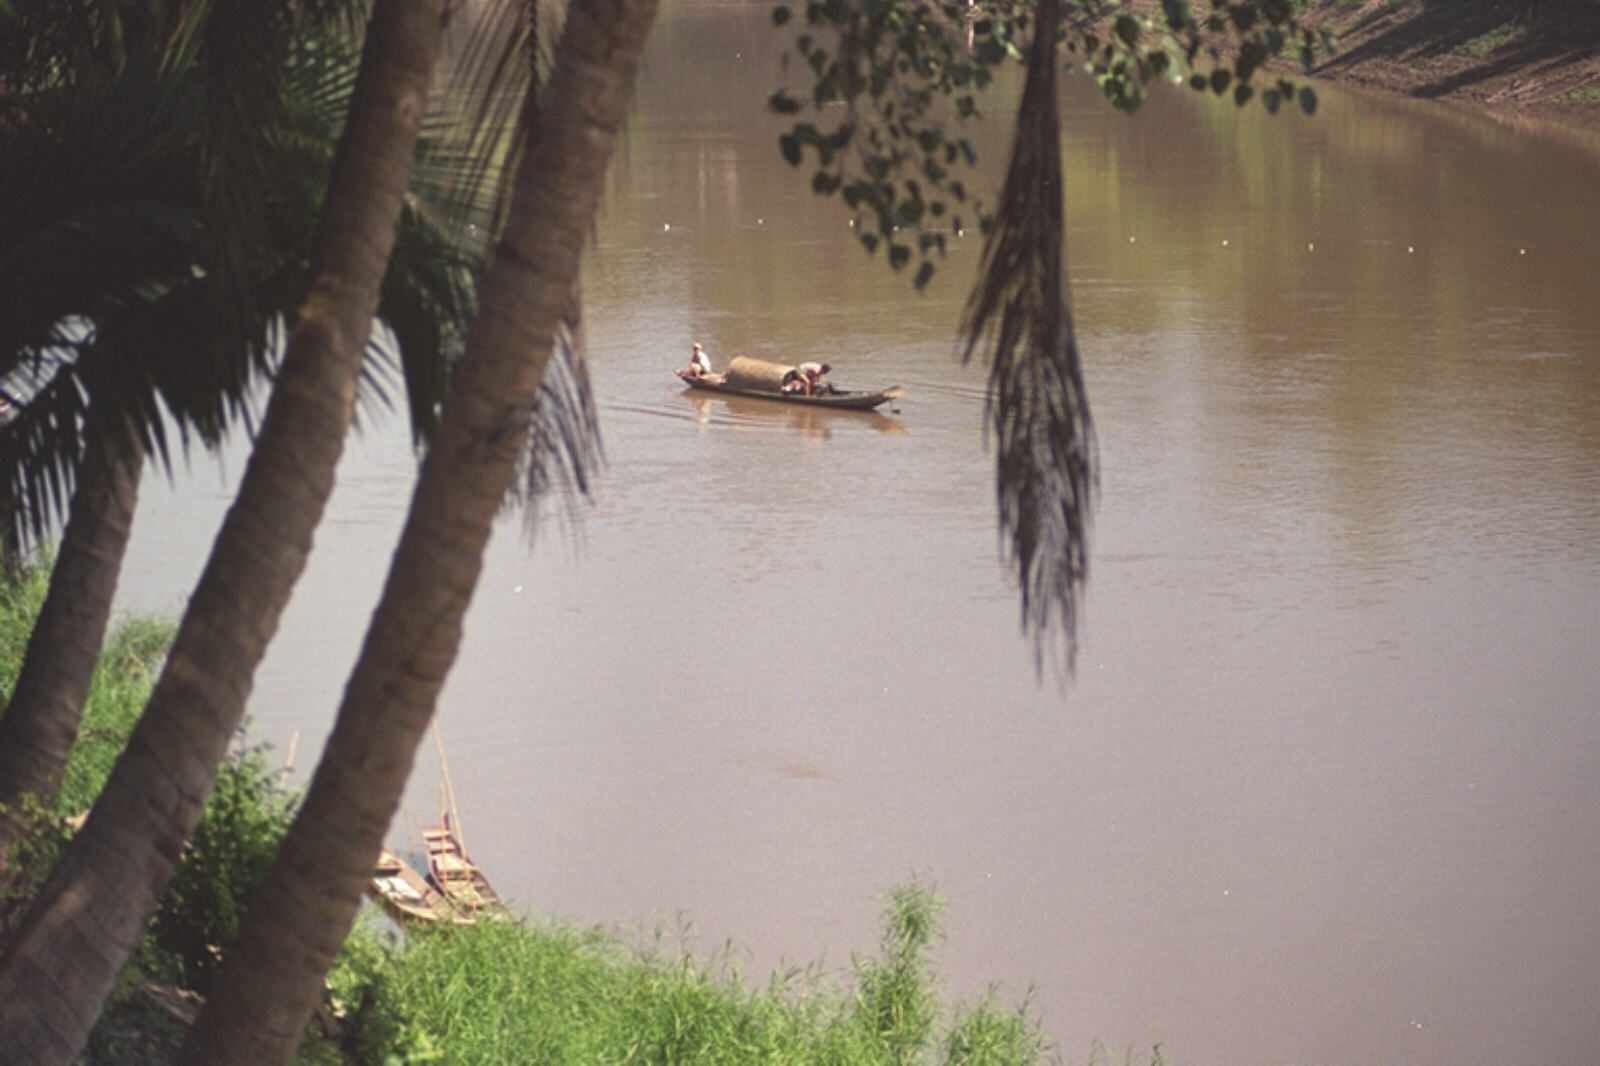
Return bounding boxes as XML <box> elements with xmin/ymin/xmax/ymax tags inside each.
<box><xmin>1304</xmin><ymin>0</ymin><xmax>1600</xmax><ymax>129</ymax></box>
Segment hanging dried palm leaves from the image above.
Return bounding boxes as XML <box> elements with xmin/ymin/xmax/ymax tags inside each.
<box><xmin>960</xmin><ymin>0</ymin><xmax>1096</xmax><ymax>676</ymax></box>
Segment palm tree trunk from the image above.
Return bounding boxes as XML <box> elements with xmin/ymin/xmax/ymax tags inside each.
<box><xmin>180</xmin><ymin>1</ymin><xmax>658</xmax><ymax>1060</ymax></box>
<box><xmin>0</xmin><ymin>409</ymin><xmax>141</xmax><ymax>881</ymax></box>
<box><xmin>0</xmin><ymin>3</ymin><xmax>447</xmax><ymax>1061</ymax></box>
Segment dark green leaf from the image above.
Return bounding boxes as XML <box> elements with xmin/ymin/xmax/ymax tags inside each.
<box><xmin>914</xmin><ymin>261</ymin><xmax>935</xmax><ymax>289</ymax></box>
<box><xmin>773</xmin><ymin>5</ymin><xmax>791</xmax><ymax>26</ymax></box>
<box><xmin>1234</xmin><ymin>83</ymin><xmax>1254</xmax><ymax>107</ymax></box>
<box><xmin>1298</xmin><ymin>85</ymin><xmax>1317</xmax><ymax>114</ymax></box>
<box><xmin>779</xmin><ymin>134</ymin><xmax>802</xmax><ymax>166</ymax></box>
<box><xmin>1114</xmin><ymin>14</ymin><xmax>1140</xmax><ymax>47</ymax></box>
<box><xmin>1210</xmin><ymin>68</ymin><xmax>1231</xmax><ymax>95</ymax></box>
<box><xmin>1237</xmin><ymin>40</ymin><xmax>1264</xmax><ymax>82</ymax></box>
<box><xmin>1262</xmin><ymin>88</ymin><xmax>1281</xmax><ymax>114</ymax></box>
<box><xmin>1189</xmin><ymin>73</ymin><xmax>1207</xmax><ymax>91</ymax></box>
<box><xmin>975</xmin><ymin>37</ymin><xmax>1005</xmax><ymax>65</ymax></box>
<box><xmin>812</xmin><ymin>171</ymin><xmax>840</xmax><ymax>194</ymax></box>
<box><xmin>894</xmin><ymin>197</ymin><xmax>924</xmax><ymax>226</ymax></box>
<box><xmin>861</xmin><ymin>233</ymin><xmax>880</xmax><ymax>254</ymax></box>
<box><xmin>888</xmin><ymin>243</ymin><xmax>911</xmax><ymax>269</ymax></box>
<box><xmin>768</xmin><ymin>91</ymin><xmax>802</xmax><ymax>115</ymax></box>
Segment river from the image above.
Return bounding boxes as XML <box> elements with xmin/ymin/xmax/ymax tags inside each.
<box><xmin>112</xmin><ymin>2</ymin><xmax>1600</xmax><ymax>1063</ymax></box>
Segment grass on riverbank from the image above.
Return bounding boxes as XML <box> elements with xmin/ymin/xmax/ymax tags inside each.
<box><xmin>0</xmin><ymin>555</ymin><xmax>175</xmax><ymax>818</ymax></box>
<box><xmin>328</xmin><ymin>882</ymin><xmax>1053</xmax><ymax>1066</ymax></box>
<box><xmin>1458</xmin><ymin>20</ymin><xmax>1527</xmax><ymax>58</ymax></box>
<box><xmin>0</xmin><ymin>557</ymin><xmax>176</xmax><ymax>929</ymax></box>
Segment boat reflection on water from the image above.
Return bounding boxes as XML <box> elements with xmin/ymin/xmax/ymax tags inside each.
<box><xmin>682</xmin><ymin>391</ymin><xmax>908</xmax><ymax>438</ymax></box>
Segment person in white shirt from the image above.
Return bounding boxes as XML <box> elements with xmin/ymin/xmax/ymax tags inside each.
<box><xmin>685</xmin><ymin>342</ymin><xmax>712</xmax><ymax>377</ymax></box>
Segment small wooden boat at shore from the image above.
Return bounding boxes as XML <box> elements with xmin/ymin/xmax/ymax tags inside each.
<box><xmin>422</xmin><ymin>815</ymin><xmax>503</xmax><ymax>917</ymax></box>
<box><xmin>368</xmin><ymin>848</ymin><xmax>471</xmax><ymax>925</ymax></box>
<box><xmin>368</xmin><ymin>725</ymin><xmax>504</xmax><ymax>924</ymax></box>
<box><xmin>678</xmin><ymin>356</ymin><xmax>903</xmax><ymax>411</ymax></box>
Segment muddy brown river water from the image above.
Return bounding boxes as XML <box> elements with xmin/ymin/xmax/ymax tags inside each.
<box><xmin>114</xmin><ymin>3</ymin><xmax>1600</xmax><ymax>1062</ymax></box>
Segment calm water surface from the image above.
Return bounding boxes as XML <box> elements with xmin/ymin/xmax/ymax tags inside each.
<box><xmin>114</xmin><ymin>3</ymin><xmax>1600</xmax><ymax>1063</ymax></box>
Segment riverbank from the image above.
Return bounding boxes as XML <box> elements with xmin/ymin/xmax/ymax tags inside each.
<box><xmin>1303</xmin><ymin>0</ymin><xmax>1600</xmax><ymax>130</ymax></box>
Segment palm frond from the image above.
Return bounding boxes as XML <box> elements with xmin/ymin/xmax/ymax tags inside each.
<box><xmin>197</xmin><ymin>0</ymin><xmax>316</xmax><ymax>357</ymax></box>
<box><xmin>406</xmin><ymin>0</ymin><xmax>604</xmax><ymax>522</ymax></box>
<box><xmin>0</xmin><ymin>0</ymin><xmax>572</xmax><ymax>552</ymax></box>
<box><xmin>0</xmin><ymin>57</ymin><xmax>209</xmax><ymax>526</ymax></box>
<box><xmin>0</xmin><ymin>0</ymin><xmax>128</xmax><ymax>91</ymax></box>
<box><xmin>355</xmin><ymin>324</ymin><xmax>402</xmax><ymax>433</ymax></box>
<box><xmin>0</xmin><ymin>352</ymin><xmax>88</xmax><ymax>552</ymax></box>
<box><xmin>424</xmin><ymin>0</ymin><xmax>549</xmax><ymax>248</ymax></box>
<box><xmin>960</xmin><ymin>0</ymin><xmax>1096</xmax><ymax>676</ymax></box>
<box><xmin>508</xmin><ymin>283</ymin><xmax>603</xmax><ymax>537</ymax></box>
<box><xmin>378</xmin><ymin>194</ymin><xmax>478</xmax><ymax>443</ymax></box>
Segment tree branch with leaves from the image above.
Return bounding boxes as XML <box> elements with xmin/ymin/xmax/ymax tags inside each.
<box><xmin>770</xmin><ymin>0</ymin><xmax>1329</xmax><ymax>672</ymax></box>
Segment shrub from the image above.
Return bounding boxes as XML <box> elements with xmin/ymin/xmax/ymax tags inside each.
<box><xmin>150</xmin><ymin>740</ymin><xmax>299</xmax><ymax>995</ymax></box>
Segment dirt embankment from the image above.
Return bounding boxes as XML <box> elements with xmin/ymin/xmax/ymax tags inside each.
<box><xmin>1303</xmin><ymin>0</ymin><xmax>1600</xmax><ymax>129</ymax></box>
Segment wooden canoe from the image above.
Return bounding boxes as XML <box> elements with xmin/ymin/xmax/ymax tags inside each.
<box><xmin>371</xmin><ymin>727</ymin><xmax>503</xmax><ymax>924</ymax></box>
<box><xmin>368</xmin><ymin>848</ymin><xmax>471</xmax><ymax>925</ymax></box>
<box><xmin>677</xmin><ymin>355</ymin><xmax>903</xmax><ymax>411</ymax></box>
<box><xmin>422</xmin><ymin>817</ymin><xmax>503</xmax><ymax>917</ymax></box>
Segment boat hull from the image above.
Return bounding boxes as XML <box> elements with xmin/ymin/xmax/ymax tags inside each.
<box><xmin>677</xmin><ymin>370</ymin><xmax>903</xmax><ymax>411</ymax></box>
<box><xmin>368</xmin><ymin>848</ymin><xmax>471</xmax><ymax>924</ymax></box>
<box><xmin>422</xmin><ymin>822</ymin><xmax>503</xmax><ymax>917</ymax></box>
